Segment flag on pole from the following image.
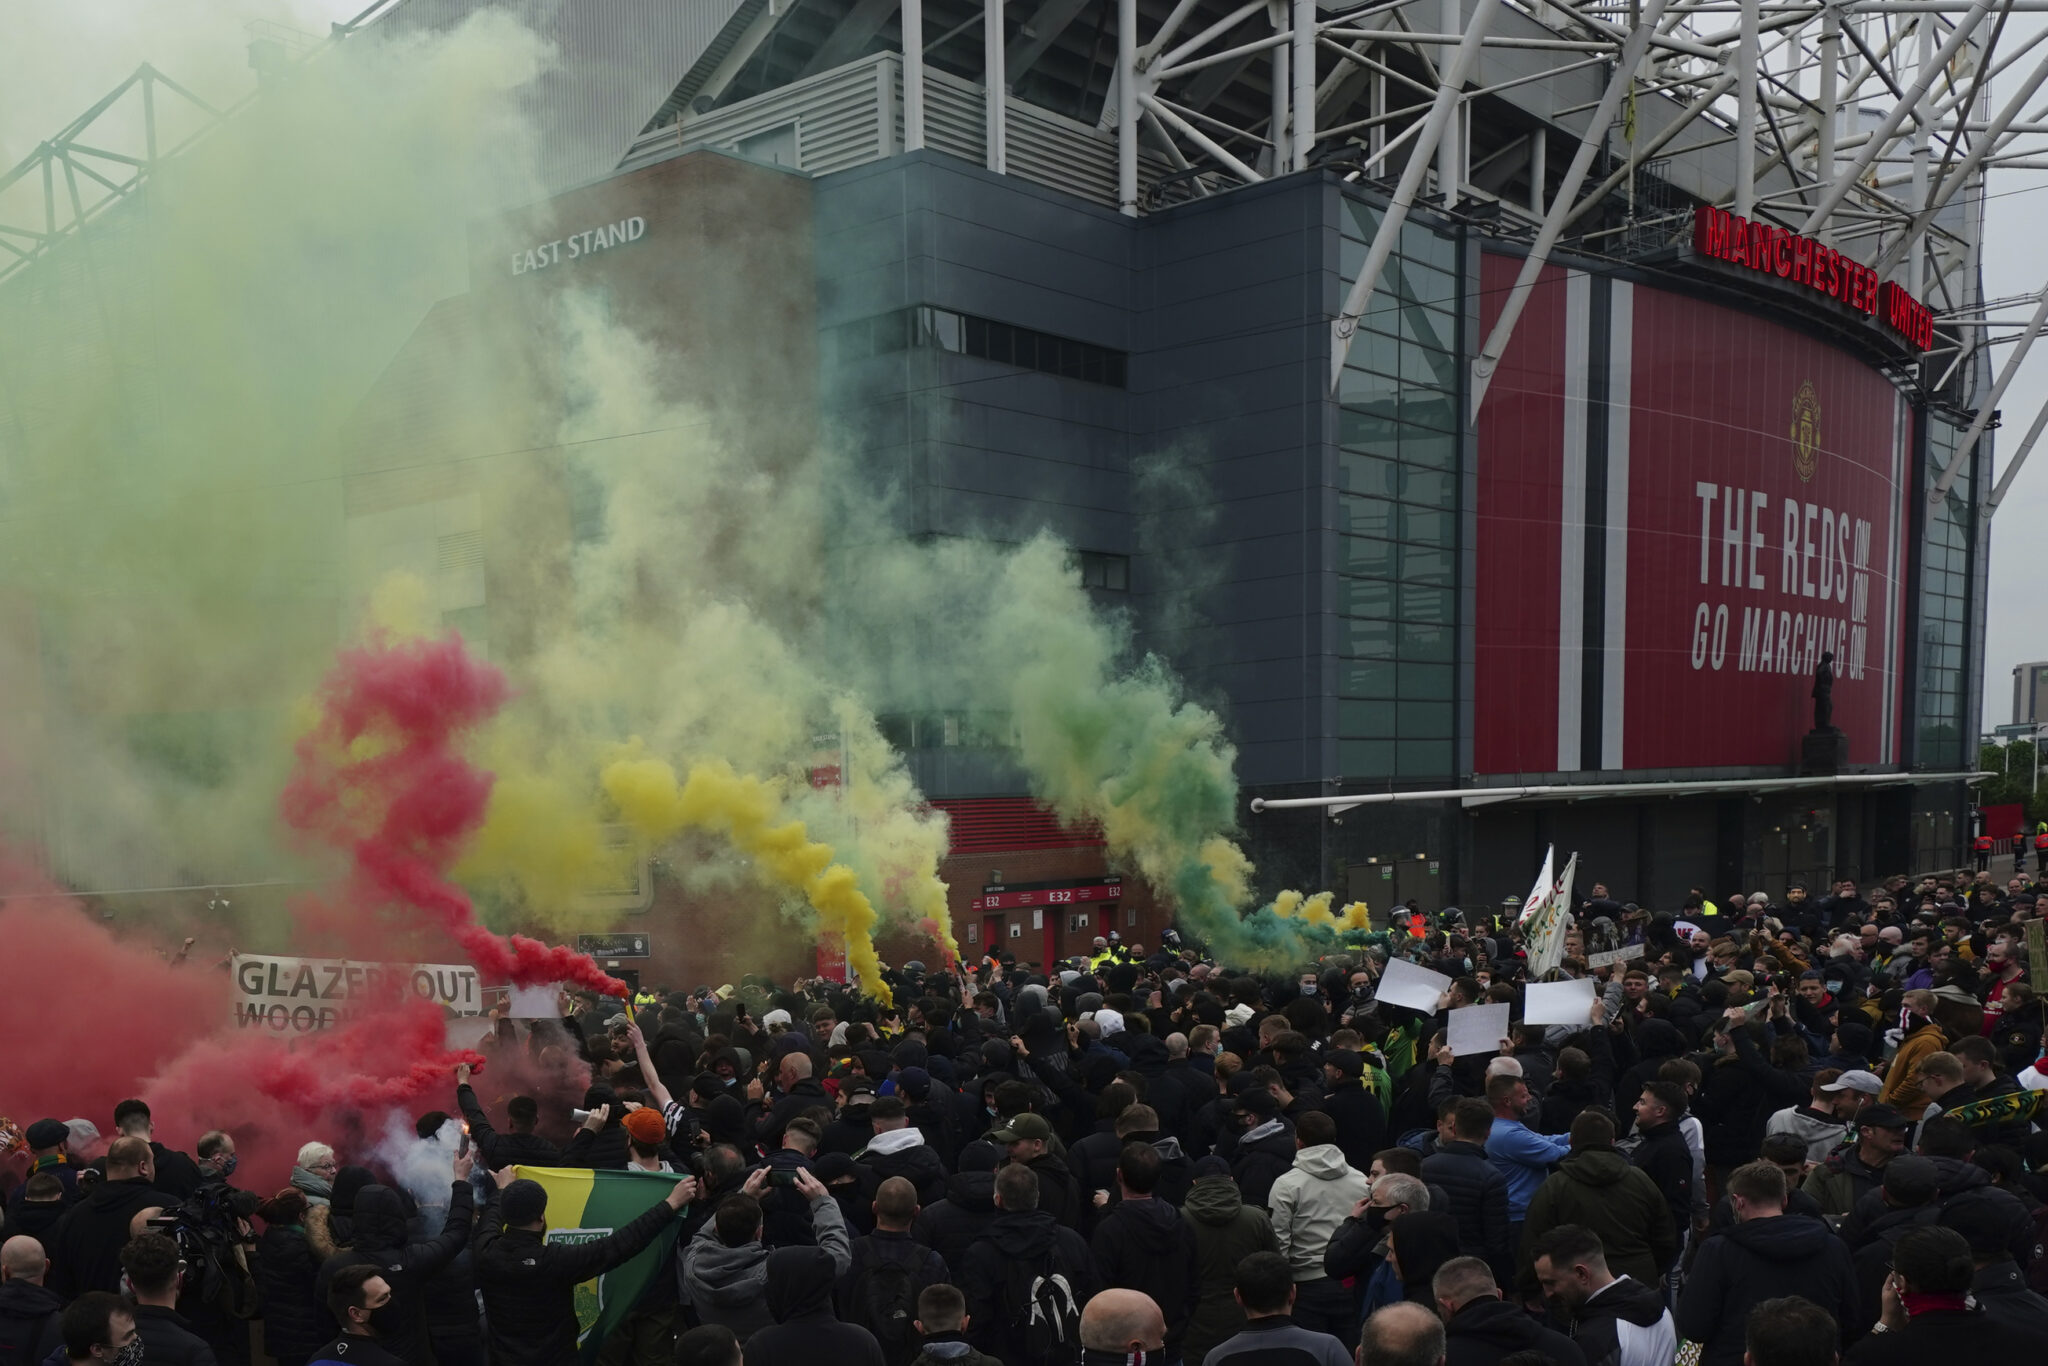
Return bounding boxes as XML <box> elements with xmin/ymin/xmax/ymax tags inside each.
<box><xmin>511</xmin><ymin>1166</ymin><xmax>683</xmax><ymax>1363</ymax></box>
<box><xmin>1528</xmin><ymin>852</ymin><xmax>1577</xmax><ymax>978</ymax></box>
<box><xmin>1517</xmin><ymin>846</ymin><xmax>1556</xmax><ymax>926</ymax></box>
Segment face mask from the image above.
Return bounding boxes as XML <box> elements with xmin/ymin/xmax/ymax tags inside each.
<box><xmin>217</xmin><ymin>1155</ymin><xmax>238</xmax><ymax>1179</ymax></box>
<box><xmin>368</xmin><ymin>1304</ymin><xmax>403</xmax><ymax>1338</ymax></box>
<box><xmin>1301</xmin><ymin>983</ymin><xmax>1318</xmax><ymax>996</ymax></box>
<box><xmin>1363</xmin><ymin>1206</ymin><xmax>1391</xmax><ymax>1239</ymax></box>
<box><xmin>108</xmin><ymin>1340</ymin><xmax>143</xmax><ymax>1366</ymax></box>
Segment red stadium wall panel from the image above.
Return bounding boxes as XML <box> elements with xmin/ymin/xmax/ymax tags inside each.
<box><xmin>1474</xmin><ymin>252</ymin><xmax>1912</xmax><ymax>775</ymax></box>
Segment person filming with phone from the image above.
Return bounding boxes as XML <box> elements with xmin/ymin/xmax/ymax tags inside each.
<box><xmin>682</xmin><ymin>1165</ymin><xmax>850</xmax><ymax>1341</ymax></box>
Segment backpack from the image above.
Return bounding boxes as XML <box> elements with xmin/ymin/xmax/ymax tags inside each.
<box><xmin>846</xmin><ymin>1238</ymin><xmax>924</xmax><ymax>1361</ymax></box>
<box><xmin>1002</xmin><ymin>1250</ymin><xmax>1081</xmax><ymax>1365</ymax></box>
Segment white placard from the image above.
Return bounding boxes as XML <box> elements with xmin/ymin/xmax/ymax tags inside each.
<box><xmin>445</xmin><ymin>1015</ymin><xmax>496</xmax><ymax>1052</ymax></box>
<box><xmin>231</xmin><ymin>953</ymin><xmax>481</xmax><ymax>1034</ymax></box>
<box><xmin>509</xmin><ymin>983</ymin><xmax>563</xmax><ymax>1019</ymax></box>
<box><xmin>1374</xmin><ymin>957</ymin><xmax>1453</xmax><ymax>1012</ymax></box>
<box><xmin>1446</xmin><ymin>1003</ymin><xmax>1511</xmax><ymax>1057</ymax></box>
<box><xmin>1587</xmin><ymin>946</ymin><xmax>1645</xmax><ymax>969</ymax></box>
<box><xmin>1522</xmin><ymin>978</ymin><xmax>1598</xmax><ymax>1026</ymax></box>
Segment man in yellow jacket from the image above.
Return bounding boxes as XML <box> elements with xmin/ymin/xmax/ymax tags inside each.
<box><xmin>1878</xmin><ymin>989</ymin><xmax>1949</xmax><ymax>1120</ymax></box>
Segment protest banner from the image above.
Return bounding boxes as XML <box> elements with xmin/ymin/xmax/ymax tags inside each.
<box><xmin>231</xmin><ymin>953</ymin><xmax>482</xmax><ymax>1034</ymax></box>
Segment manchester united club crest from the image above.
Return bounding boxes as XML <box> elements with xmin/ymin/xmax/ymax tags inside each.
<box><xmin>1790</xmin><ymin>380</ymin><xmax>1821</xmax><ymax>483</ymax></box>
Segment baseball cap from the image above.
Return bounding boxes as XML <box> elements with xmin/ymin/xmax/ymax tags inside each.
<box><xmin>990</xmin><ymin>1112</ymin><xmax>1054</xmax><ymax>1143</ymax></box>
<box><xmin>1235</xmin><ymin>1089</ymin><xmax>1281</xmax><ymax>1119</ymax></box>
<box><xmin>1819</xmin><ymin>1069</ymin><xmax>1883</xmax><ymax>1095</ymax></box>
<box><xmin>1856</xmin><ymin>1104</ymin><xmax>1912</xmax><ymax>1131</ymax></box>
<box><xmin>1323</xmin><ymin>1050</ymin><xmax>1365</xmax><ymax>1079</ymax></box>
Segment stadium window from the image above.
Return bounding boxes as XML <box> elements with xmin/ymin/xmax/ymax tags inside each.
<box><xmin>822</xmin><ymin>307</ymin><xmax>1128</xmax><ymax>388</ymax></box>
<box><xmin>1076</xmin><ymin>551</ymin><xmax>1130</xmax><ymax>591</ymax></box>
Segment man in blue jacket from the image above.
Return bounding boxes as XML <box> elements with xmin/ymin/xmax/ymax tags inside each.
<box><xmin>1482</xmin><ymin>1075</ymin><xmax>1569</xmax><ymax>1251</ymax></box>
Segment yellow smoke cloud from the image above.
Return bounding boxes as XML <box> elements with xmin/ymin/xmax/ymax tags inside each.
<box><xmin>1339</xmin><ymin>901</ymin><xmax>1373</xmax><ymax>931</ymax></box>
<box><xmin>601</xmin><ymin>755</ymin><xmax>892</xmax><ymax>1004</ymax></box>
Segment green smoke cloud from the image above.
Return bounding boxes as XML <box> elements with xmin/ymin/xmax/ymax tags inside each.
<box><xmin>0</xmin><ymin>9</ymin><xmax>1319</xmax><ymax>972</ymax></box>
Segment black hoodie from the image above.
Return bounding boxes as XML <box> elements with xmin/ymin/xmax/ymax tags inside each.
<box><xmin>1676</xmin><ymin>1215</ymin><xmax>1856</xmax><ymax>1366</ymax></box>
<box><xmin>45</xmin><ymin>1176</ymin><xmax>165</xmax><ymax>1297</ymax></box>
<box><xmin>1088</xmin><ymin>1199</ymin><xmax>1198</xmax><ymax>1349</ymax></box>
<box><xmin>959</xmin><ymin>1210</ymin><xmax>1098</xmax><ymax>1366</ymax></box>
<box><xmin>744</xmin><ymin>1246</ymin><xmax>884</xmax><ymax>1366</ymax></box>
<box><xmin>0</xmin><ymin>1279</ymin><xmax>62</xmax><ymax>1366</ymax></box>
<box><xmin>912</xmin><ymin>1170</ymin><xmax>999</xmax><ymax>1273</ymax></box>
<box><xmin>313</xmin><ymin>1184</ymin><xmax>474</xmax><ymax>1366</ymax></box>
<box><xmin>1566</xmin><ymin>1275</ymin><xmax>1672</xmax><ymax>1366</ymax></box>
<box><xmin>1445</xmin><ymin>1296</ymin><xmax>1588</xmax><ymax>1366</ymax></box>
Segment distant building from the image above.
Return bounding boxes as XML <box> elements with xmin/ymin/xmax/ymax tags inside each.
<box><xmin>2018</xmin><ymin>663</ymin><xmax>2048</xmax><ymax>727</ymax></box>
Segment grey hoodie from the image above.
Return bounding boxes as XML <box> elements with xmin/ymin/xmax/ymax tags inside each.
<box><xmin>681</xmin><ymin>1192</ymin><xmax>849</xmax><ymax>1340</ymax></box>
<box><xmin>1764</xmin><ymin>1104</ymin><xmax>1850</xmax><ymax>1163</ymax></box>
<box><xmin>1266</xmin><ymin>1143</ymin><xmax>1370</xmax><ymax>1281</ymax></box>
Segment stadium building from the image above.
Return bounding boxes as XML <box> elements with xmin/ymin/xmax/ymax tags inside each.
<box><xmin>2</xmin><ymin>0</ymin><xmax>2027</xmax><ymax>973</ymax></box>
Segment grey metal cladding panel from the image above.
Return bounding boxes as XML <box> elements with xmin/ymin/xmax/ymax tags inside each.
<box><xmin>369</xmin><ymin>0</ymin><xmax>745</xmax><ymax>194</ymax></box>
<box><xmin>1194</xmin><ymin>489</ymin><xmax>1315</xmax><ymax>543</ymax></box>
<box><xmin>1148</xmin><ymin>412</ymin><xmax>1301</xmax><ymax>463</ymax></box>
<box><xmin>924</xmin><ymin>217</ymin><xmax>1132</xmax><ymax>318</ymax></box>
<box><xmin>1200</xmin><ymin>615</ymin><xmax>1322</xmax><ymax>666</ymax></box>
<box><xmin>1227</xmin><ymin>698</ymin><xmax>1320</xmax><ymax>747</ymax></box>
<box><xmin>1144</xmin><ymin>339</ymin><xmax>1304</xmax><ymax>391</ymax></box>
<box><xmin>1204</xmin><ymin>575</ymin><xmax>1322</xmax><ymax>628</ymax></box>
<box><xmin>1146</xmin><ymin>280</ymin><xmax>1313</xmax><ymax>346</ymax></box>
<box><xmin>919</xmin><ymin>259</ymin><xmax>1132</xmax><ymax>343</ymax></box>
<box><xmin>908</xmin><ymin>156</ymin><xmax>1134</xmax><ymax>261</ymax></box>
<box><xmin>1143</xmin><ymin>234</ymin><xmax>1321</xmax><ymax>303</ymax></box>
<box><xmin>1237</xmin><ymin>739</ymin><xmax>1319</xmax><ymax>788</ymax></box>
<box><xmin>945</xmin><ymin>369</ymin><xmax>1128</xmax><ymax>434</ymax></box>
<box><xmin>925</xmin><ymin>444</ymin><xmax>1125</xmax><ymax>508</ymax></box>
<box><xmin>815</xmin><ymin>165</ymin><xmax>915</xmax><ymax>233</ymax></box>
<box><xmin>922</xmin><ymin>487</ymin><xmax>1124</xmax><ymax>546</ymax></box>
<box><xmin>817</xmin><ymin>256</ymin><xmax>915</xmax><ymax>324</ymax></box>
<box><xmin>1197</xmin><ymin>447</ymin><xmax>1314</xmax><ymax>499</ymax></box>
<box><xmin>969</xmin><ymin>406</ymin><xmax>1125</xmax><ymax>463</ymax></box>
<box><xmin>817</xmin><ymin>214</ymin><xmax>914</xmax><ymax>283</ymax></box>
<box><xmin>1183</xmin><ymin>657</ymin><xmax>1322</xmax><ymax>705</ymax></box>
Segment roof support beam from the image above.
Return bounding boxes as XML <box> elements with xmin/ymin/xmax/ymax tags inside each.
<box><xmin>1930</xmin><ymin>285</ymin><xmax>2048</xmax><ymax>503</ymax></box>
<box><xmin>1008</xmin><ymin>0</ymin><xmax>1096</xmax><ymax>80</ymax></box>
<box><xmin>1798</xmin><ymin>0</ymin><xmax>1996</xmax><ymax>236</ymax></box>
<box><xmin>1329</xmin><ymin>0</ymin><xmax>1502</xmax><ymax>391</ymax></box>
<box><xmin>1471</xmin><ymin>0</ymin><xmax>1672</xmax><ymax>417</ymax></box>
<box><xmin>800</xmin><ymin>0</ymin><xmax>909</xmax><ymax>75</ymax></box>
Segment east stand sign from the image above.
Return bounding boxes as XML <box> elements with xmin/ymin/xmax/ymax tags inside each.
<box><xmin>231</xmin><ymin>953</ymin><xmax>482</xmax><ymax>1034</ymax></box>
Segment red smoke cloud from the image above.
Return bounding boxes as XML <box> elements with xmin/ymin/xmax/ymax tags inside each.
<box><xmin>281</xmin><ymin>632</ymin><xmax>624</xmax><ymax>996</ymax></box>
<box><xmin>0</xmin><ymin>875</ymin><xmax>227</xmax><ymax>1123</ymax></box>
<box><xmin>0</xmin><ymin>630</ymin><xmax>617</xmax><ymax>1198</ymax></box>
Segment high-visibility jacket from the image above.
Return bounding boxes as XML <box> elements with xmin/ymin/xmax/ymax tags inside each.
<box><xmin>1976</xmin><ymin>835</ymin><xmax>1995</xmax><ymax>853</ymax></box>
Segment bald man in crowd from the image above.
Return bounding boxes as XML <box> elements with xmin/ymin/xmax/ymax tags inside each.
<box><xmin>1361</xmin><ymin>1303</ymin><xmax>1448</xmax><ymax>1366</ymax></box>
<box><xmin>1077</xmin><ymin>1289</ymin><xmax>1166</xmax><ymax>1365</ymax></box>
<box><xmin>0</xmin><ymin>1236</ymin><xmax>65</xmax><ymax>1366</ymax></box>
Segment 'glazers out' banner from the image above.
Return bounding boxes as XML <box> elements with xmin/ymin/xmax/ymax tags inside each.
<box><xmin>1473</xmin><ymin>256</ymin><xmax>1909</xmax><ymax>775</ymax></box>
<box><xmin>231</xmin><ymin>953</ymin><xmax>483</xmax><ymax>1033</ymax></box>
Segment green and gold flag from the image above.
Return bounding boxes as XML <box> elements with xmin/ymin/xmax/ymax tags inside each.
<box><xmin>513</xmin><ymin>1165</ymin><xmax>682</xmax><ymax>1364</ymax></box>
<box><xmin>1942</xmin><ymin>1088</ymin><xmax>2046</xmax><ymax>1133</ymax></box>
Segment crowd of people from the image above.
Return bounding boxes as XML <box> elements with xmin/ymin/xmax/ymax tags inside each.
<box><xmin>7</xmin><ymin>866</ymin><xmax>2048</xmax><ymax>1366</ymax></box>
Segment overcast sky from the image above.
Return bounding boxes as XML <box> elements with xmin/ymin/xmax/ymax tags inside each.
<box><xmin>3</xmin><ymin>0</ymin><xmax>2043</xmax><ymax>730</ymax></box>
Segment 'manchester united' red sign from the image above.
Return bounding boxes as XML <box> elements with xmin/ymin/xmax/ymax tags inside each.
<box><xmin>1691</xmin><ymin>205</ymin><xmax>1932</xmax><ymax>352</ymax></box>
